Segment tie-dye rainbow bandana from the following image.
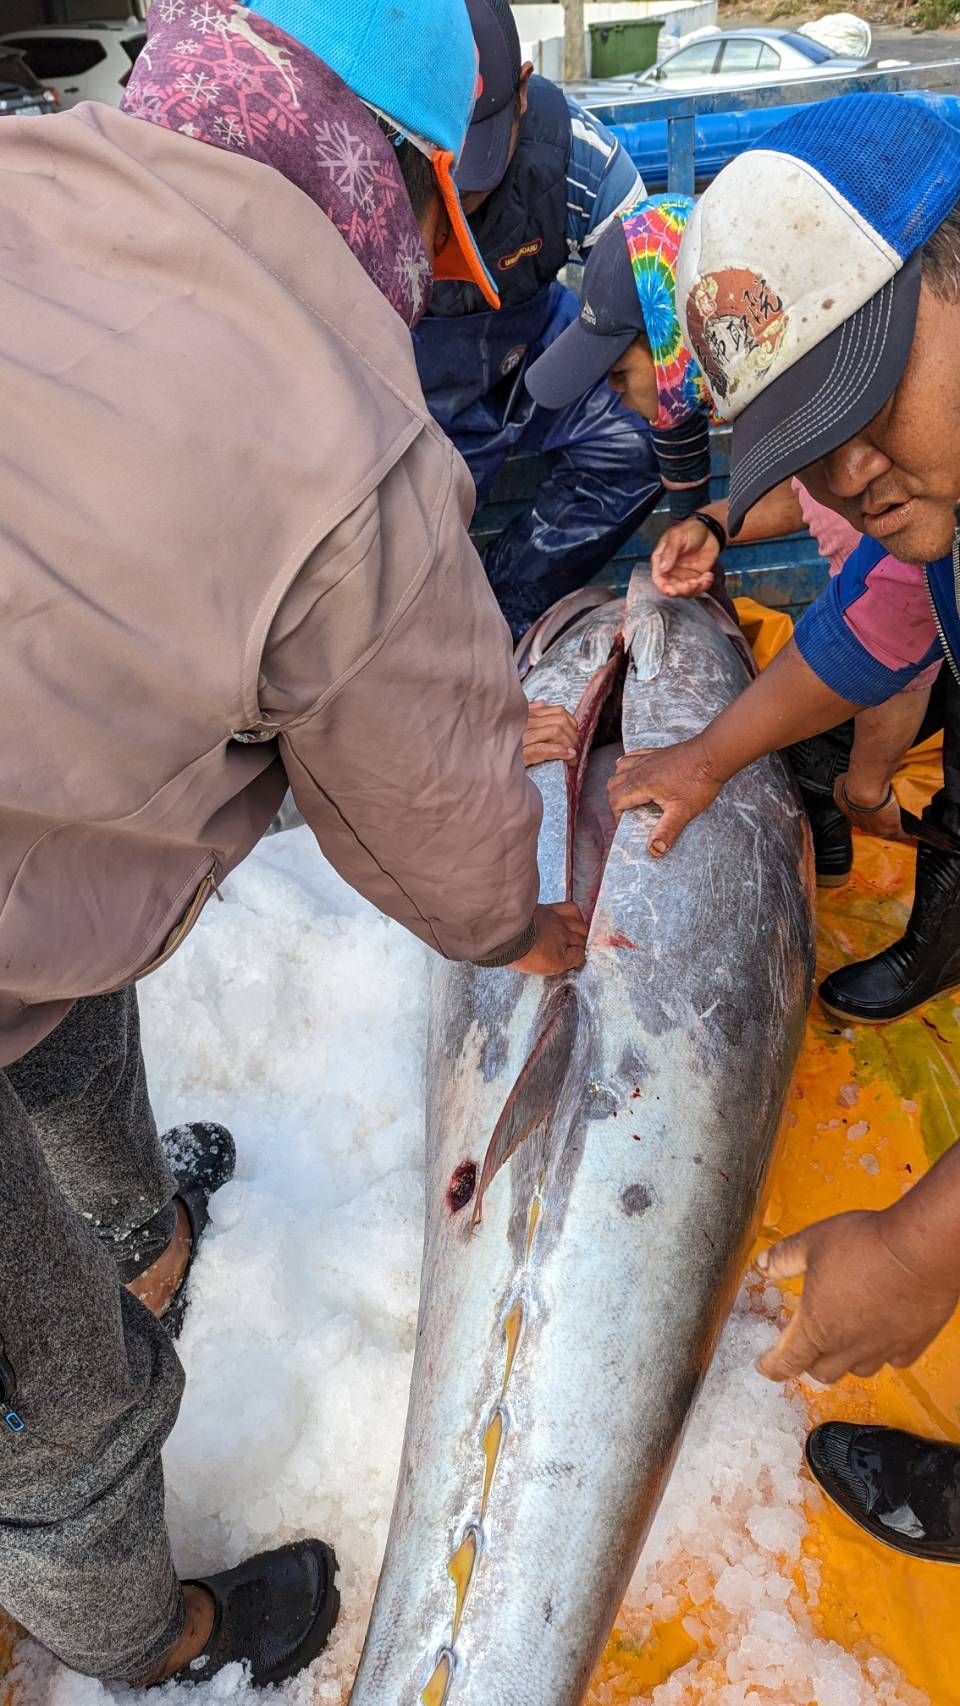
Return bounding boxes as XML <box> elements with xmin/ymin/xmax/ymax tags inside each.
<box><xmin>620</xmin><ymin>195</ymin><xmax>715</xmax><ymax>430</ymax></box>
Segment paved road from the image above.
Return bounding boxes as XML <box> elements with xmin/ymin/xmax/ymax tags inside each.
<box><xmin>875</xmin><ymin>25</ymin><xmax>960</xmax><ymax>84</ymax></box>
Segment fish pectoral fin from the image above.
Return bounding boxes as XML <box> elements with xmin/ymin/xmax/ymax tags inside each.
<box><xmin>471</xmin><ymin>984</ymin><xmax>578</xmax><ymax>1229</ymax></box>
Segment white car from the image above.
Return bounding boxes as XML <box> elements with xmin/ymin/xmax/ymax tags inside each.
<box><xmin>0</xmin><ymin>18</ymin><xmax>146</xmax><ymax>111</ymax></box>
<box><xmin>636</xmin><ymin>27</ymin><xmax>900</xmax><ymax>92</ymax></box>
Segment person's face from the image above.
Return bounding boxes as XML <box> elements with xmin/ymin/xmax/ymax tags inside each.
<box><xmin>799</xmin><ymin>284</ymin><xmax>960</xmax><ymax>565</ymax></box>
<box><xmin>460</xmin><ymin>64</ymin><xmax>534</xmax><ymax>216</ymax></box>
<box><xmin>418</xmin><ymin>188</ymin><xmax>451</xmax><ymax>267</ymax></box>
<box><xmin>607</xmin><ymin>337</ymin><xmax>657</xmax><ymax>420</ymax></box>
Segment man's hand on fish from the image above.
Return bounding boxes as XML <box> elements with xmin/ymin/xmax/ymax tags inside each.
<box><xmin>608</xmin><ymin>640</ymin><xmax>861</xmax><ymax>854</ymax></box>
<box><xmin>508</xmin><ymin>902</ymin><xmax>588</xmax><ymax>974</ymax></box>
<box><xmin>607</xmin><ymin>737</ymin><xmax>722</xmax><ymax>855</ymax></box>
<box><xmin>523</xmin><ymin>700</ymin><xmax>579</xmax><ymax>767</ymax></box>
<box><xmin>650</xmin><ymin>515</ymin><xmax>719</xmax><ymax>599</ymax></box>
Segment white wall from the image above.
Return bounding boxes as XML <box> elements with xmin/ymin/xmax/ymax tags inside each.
<box><xmin>512</xmin><ymin>0</ymin><xmax>718</xmax><ymax>77</ymax></box>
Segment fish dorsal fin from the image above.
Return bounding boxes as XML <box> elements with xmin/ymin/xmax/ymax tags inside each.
<box><xmin>514</xmin><ymin>587</ymin><xmax>618</xmax><ymax>680</ymax></box>
<box><xmin>623</xmin><ymin>569</ymin><xmax>667</xmax><ymax>683</ymax></box>
<box><xmin>471</xmin><ymin>985</ymin><xmax>578</xmax><ymax>1229</ymax></box>
<box><xmin>576</xmin><ymin>622</ymin><xmax>619</xmax><ymax>674</ymax></box>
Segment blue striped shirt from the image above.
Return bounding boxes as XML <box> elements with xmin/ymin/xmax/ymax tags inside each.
<box><xmin>564</xmin><ymin>98</ymin><xmax>645</xmax><ymax>261</ymax></box>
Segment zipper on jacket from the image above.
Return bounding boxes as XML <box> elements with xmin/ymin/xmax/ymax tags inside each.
<box><xmin>923</xmin><ymin>528</ymin><xmax>960</xmax><ymax>693</ymax></box>
<box><xmin>134</xmin><ymin>867</ymin><xmax>220</xmax><ymax>986</ymax></box>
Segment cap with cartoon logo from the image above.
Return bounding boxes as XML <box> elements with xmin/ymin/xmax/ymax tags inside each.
<box><xmin>676</xmin><ymin>93</ymin><xmax>960</xmax><ymax>534</ymax></box>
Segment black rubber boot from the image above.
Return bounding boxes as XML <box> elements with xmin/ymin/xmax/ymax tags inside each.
<box><xmin>164</xmin><ymin>1540</ymin><xmax>340</xmax><ymax>1686</ymax></box>
<box><xmin>819</xmin><ymin>835</ymin><xmax>960</xmax><ymax>1023</ymax></box>
<box><xmin>160</xmin><ymin>1122</ymin><xmax>236</xmax><ymax>1337</ymax></box>
<box><xmin>785</xmin><ymin>734</ymin><xmax>853</xmax><ymax>889</ymax></box>
<box><xmin>801</xmin><ymin>787</ymin><xmax>853</xmax><ymax>888</ymax></box>
<box><xmin>807</xmin><ymin>1424</ymin><xmax>960</xmax><ymax>1562</ymax></box>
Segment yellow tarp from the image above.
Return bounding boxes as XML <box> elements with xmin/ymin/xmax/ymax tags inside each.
<box><xmin>2</xmin><ymin>601</ymin><xmax>958</xmax><ymax>1704</ymax></box>
<box><xmin>585</xmin><ymin>599</ymin><xmax>960</xmax><ymax>1704</ymax></box>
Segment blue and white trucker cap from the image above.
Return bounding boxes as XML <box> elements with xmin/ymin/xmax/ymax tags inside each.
<box><xmin>676</xmin><ymin>93</ymin><xmax>960</xmax><ymax>533</ymax></box>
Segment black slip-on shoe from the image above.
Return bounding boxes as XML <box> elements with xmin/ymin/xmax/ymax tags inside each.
<box><xmin>807</xmin><ymin>1423</ymin><xmax>960</xmax><ymax>1563</ymax></box>
<box><xmin>167</xmin><ymin>1539</ymin><xmax>340</xmax><ymax>1686</ymax></box>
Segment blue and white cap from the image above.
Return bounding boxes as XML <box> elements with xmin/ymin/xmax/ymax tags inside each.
<box><xmin>676</xmin><ymin>93</ymin><xmax>960</xmax><ymax>533</ymax></box>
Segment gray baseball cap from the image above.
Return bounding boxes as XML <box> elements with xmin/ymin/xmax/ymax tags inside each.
<box><xmin>457</xmin><ymin>0</ymin><xmax>522</xmax><ymax>195</ymax></box>
<box><xmin>525</xmin><ymin>218</ymin><xmax>644</xmax><ymax>409</ymax></box>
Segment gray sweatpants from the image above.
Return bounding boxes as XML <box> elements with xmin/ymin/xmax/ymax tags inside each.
<box><xmin>0</xmin><ymin>989</ymin><xmax>187</xmax><ymax>1680</ymax></box>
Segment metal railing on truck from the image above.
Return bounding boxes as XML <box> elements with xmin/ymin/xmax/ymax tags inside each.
<box><xmin>584</xmin><ymin>60</ymin><xmax>960</xmax><ymax>194</ymax></box>
<box><xmin>473</xmin><ymin>62</ymin><xmax>960</xmax><ymax>614</ymax></box>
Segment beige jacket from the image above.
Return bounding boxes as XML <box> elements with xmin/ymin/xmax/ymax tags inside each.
<box><xmin>0</xmin><ymin>104</ymin><xmax>542</xmax><ymax>1066</ymax></box>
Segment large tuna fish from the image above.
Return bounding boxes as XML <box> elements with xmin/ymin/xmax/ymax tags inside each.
<box><xmin>351</xmin><ymin>570</ymin><xmax>815</xmax><ymax>1706</ymax></box>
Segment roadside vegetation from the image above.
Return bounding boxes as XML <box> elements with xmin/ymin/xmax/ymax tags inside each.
<box><xmin>719</xmin><ymin>0</ymin><xmax>960</xmax><ymax>34</ymax></box>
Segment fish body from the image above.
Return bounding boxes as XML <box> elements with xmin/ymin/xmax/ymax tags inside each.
<box><xmin>351</xmin><ymin>573</ymin><xmax>814</xmax><ymax>1706</ymax></box>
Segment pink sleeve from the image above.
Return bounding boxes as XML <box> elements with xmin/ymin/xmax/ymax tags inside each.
<box><xmin>908</xmin><ymin>660</ymin><xmax>943</xmax><ymax>690</ymax></box>
<box><xmin>792</xmin><ymin>478</ymin><xmax>862</xmax><ymax>576</ymax></box>
<box><xmin>844</xmin><ymin>554</ymin><xmax>941</xmax><ymax>689</ymax></box>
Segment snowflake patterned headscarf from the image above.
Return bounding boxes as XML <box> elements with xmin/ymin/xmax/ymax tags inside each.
<box><xmin>121</xmin><ymin>0</ymin><xmax>433</xmax><ymax>326</ymax></box>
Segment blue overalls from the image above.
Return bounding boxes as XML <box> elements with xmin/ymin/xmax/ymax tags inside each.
<box><xmin>415</xmin><ymin>78</ymin><xmax>660</xmax><ymax>639</ymax></box>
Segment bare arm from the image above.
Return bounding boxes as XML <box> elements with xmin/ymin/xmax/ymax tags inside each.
<box><xmin>831</xmin><ymin>689</ymin><xmax>932</xmax><ymax>842</ymax></box>
<box><xmin>730</xmin><ymin>479</ymin><xmax>805</xmax><ymax>543</ymax></box>
<box><xmin>847</xmin><ymin>695</ymin><xmax>930</xmax><ymax>800</ymax></box>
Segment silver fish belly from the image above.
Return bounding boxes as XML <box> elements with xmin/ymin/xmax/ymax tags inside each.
<box><xmin>350</xmin><ymin>574</ymin><xmax>815</xmax><ymax>1706</ymax></box>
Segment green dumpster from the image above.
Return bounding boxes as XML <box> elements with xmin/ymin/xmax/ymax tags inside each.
<box><xmin>588</xmin><ymin>17</ymin><xmax>664</xmax><ymax>76</ymax></box>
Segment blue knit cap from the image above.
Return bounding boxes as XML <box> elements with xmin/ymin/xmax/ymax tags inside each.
<box><xmin>243</xmin><ymin>0</ymin><xmax>478</xmax><ymax>160</ymax></box>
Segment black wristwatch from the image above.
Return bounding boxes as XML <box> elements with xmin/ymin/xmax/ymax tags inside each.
<box><xmin>693</xmin><ymin>511</ymin><xmax>728</xmax><ymax>554</ymax></box>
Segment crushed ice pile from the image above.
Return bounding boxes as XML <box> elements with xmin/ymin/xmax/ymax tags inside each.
<box><xmin>11</xmin><ymin>830</ymin><xmax>926</xmax><ymax>1706</ymax></box>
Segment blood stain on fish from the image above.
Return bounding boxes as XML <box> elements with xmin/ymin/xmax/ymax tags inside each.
<box><xmin>447</xmin><ymin>1161</ymin><xmax>478</xmax><ymax>1213</ymax></box>
<box><xmin>595</xmin><ymin>930</ymin><xmax>637</xmax><ymax>950</ymax></box>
